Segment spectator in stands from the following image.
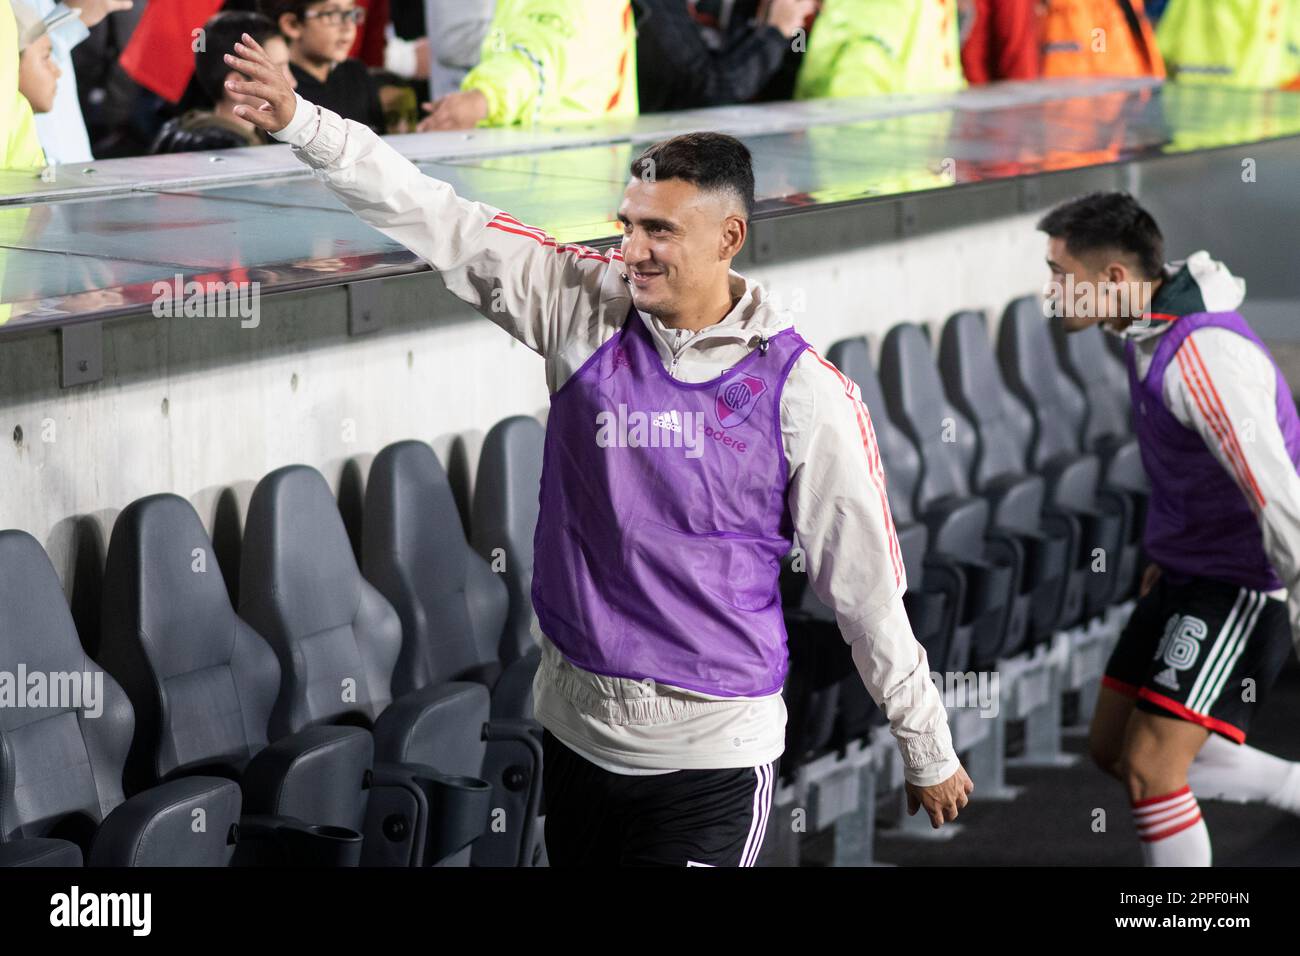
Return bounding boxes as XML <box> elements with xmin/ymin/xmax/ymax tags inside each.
<box><xmin>2</xmin><ymin>1</ymin><xmax>46</xmax><ymax>170</ymax></box>
<box><xmin>795</xmin><ymin>0</ymin><xmax>966</xmax><ymax>98</ymax></box>
<box><xmin>960</xmin><ymin>0</ymin><xmax>1041</xmax><ymax>84</ymax></box>
<box><xmin>1157</xmin><ymin>0</ymin><xmax>1300</xmax><ymax>89</ymax></box>
<box><xmin>13</xmin><ymin>0</ymin><xmax>62</xmax><ymax>118</ymax></box>
<box><xmin>1039</xmin><ymin>0</ymin><xmax>1165</xmax><ymax>78</ymax></box>
<box><xmin>416</xmin><ymin>0</ymin><xmax>636</xmax><ymax>131</ymax></box>
<box><xmin>634</xmin><ymin>0</ymin><xmax>819</xmax><ymax>114</ymax></box>
<box><xmin>151</xmin><ymin>10</ymin><xmax>296</xmax><ymax>153</ymax></box>
<box><xmin>258</xmin><ymin>0</ymin><xmax>385</xmax><ymax>131</ymax></box>
<box><xmin>418</xmin><ymin>0</ymin><xmax>491</xmax><ymax>100</ymax></box>
<box><xmin>23</xmin><ymin>0</ymin><xmax>132</xmax><ymax>164</ymax></box>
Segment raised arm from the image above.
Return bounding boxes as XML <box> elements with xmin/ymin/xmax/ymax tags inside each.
<box><xmin>224</xmin><ymin>33</ymin><xmax>625</xmax><ymax>364</ymax></box>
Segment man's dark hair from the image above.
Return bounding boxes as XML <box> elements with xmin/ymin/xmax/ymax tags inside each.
<box><xmin>629</xmin><ymin>133</ymin><xmax>756</xmax><ymax>222</ymax></box>
<box><xmin>196</xmin><ymin>11</ymin><xmax>280</xmax><ymax>104</ymax></box>
<box><xmin>1037</xmin><ymin>191</ymin><xmax>1165</xmax><ymax>279</ymax></box>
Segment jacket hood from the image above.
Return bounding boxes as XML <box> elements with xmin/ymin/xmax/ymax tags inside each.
<box><xmin>1118</xmin><ymin>250</ymin><xmax>1246</xmax><ymax>341</ymax></box>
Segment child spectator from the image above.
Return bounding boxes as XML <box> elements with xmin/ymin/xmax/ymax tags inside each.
<box><xmin>152</xmin><ymin>10</ymin><xmax>297</xmax><ymax>152</ymax></box>
<box><xmin>258</xmin><ymin>0</ymin><xmax>384</xmax><ymax>131</ymax></box>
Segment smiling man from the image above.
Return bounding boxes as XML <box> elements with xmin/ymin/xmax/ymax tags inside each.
<box><xmin>224</xmin><ymin>32</ymin><xmax>970</xmax><ymax>866</ymax></box>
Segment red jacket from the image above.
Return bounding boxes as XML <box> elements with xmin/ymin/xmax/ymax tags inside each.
<box><xmin>961</xmin><ymin>0</ymin><xmax>1042</xmax><ymax>84</ymax></box>
<box><xmin>120</xmin><ymin>0</ymin><xmax>224</xmax><ymax>103</ymax></box>
<box><xmin>347</xmin><ymin>0</ymin><xmax>389</xmax><ymax>69</ymax></box>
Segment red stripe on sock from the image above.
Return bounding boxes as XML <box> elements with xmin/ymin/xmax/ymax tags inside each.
<box><xmin>1132</xmin><ymin>784</ymin><xmax>1190</xmax><ymax>809</ymax></box>
<box><xmin>1138</xmin><ymin>811</ymin><xmax>1203</xmax><ymax>843</ymax></box>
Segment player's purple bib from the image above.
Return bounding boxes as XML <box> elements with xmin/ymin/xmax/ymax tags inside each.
<box><xmin>1126</xmin><ymin>311</ymin><xmax>1300</xmax><ymax>590</ymax></box>
<box><xmin>531</xmin><ymin>307</ymin><xmax>809</xmax><ymax>697</ymax></box>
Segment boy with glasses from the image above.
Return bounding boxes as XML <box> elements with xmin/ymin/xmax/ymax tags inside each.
<box><xmin>259</xmin><ymin>0</ymin><xmax>384</xmax><ymax>131</ymax></box>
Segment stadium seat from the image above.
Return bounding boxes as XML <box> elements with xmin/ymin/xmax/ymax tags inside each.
<box><xmin>937</xmin><ymin>311</ymin><xmax>1086</xmax><ymax>639</ymax></box>
<box><xmin>1050</xmin><ymin>319</ymin><xmax>1149</xmax><ymax>601</ymax></box>
<box><xmin>470</xmin><ymin>414</ymin><xmax>547</xmax><ymax>680</ymax></box>
<box><xmin>879</xmin><ymin>323</ymin><xmax>1027</xmax><ymax>672</ymax></box>
<box><xmin>999</xmin><ymin>298</ymin><xmax>1140</xmax><ymax>609</ymax></box>
<box><xmin>98</xmin><ymin>493</ymin><xmax>373</xmax><ymax>866</ymax></box>
<box><xmin>362</xmin><ymin>441</ymin><xmax>544</xmax><ymax>867</ymax></box>
<box><xmin>824</xmin><ymin>336</ymin><xmax>963</xmax><ymax>738</ymax></box>
<box><xmin>0</xmin><ymin>530</ymin><xmax>241</xmax><ymax>867</ymax></box>
<box><xmin>238</xmin><ymin>465</ymin><xmax>495</xmax><ymax>866</ymax></box>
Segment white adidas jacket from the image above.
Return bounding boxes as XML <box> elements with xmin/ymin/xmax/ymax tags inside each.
<box><xmin>271</xmin><ymin>94</ymin><xmax>961</xmax><ymax>787</ymax></box>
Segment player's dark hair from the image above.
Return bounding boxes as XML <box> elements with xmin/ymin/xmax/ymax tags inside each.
<box><xmin>630</xmin><ymin>132</ymin><xmax>756</xmax><ymax>222</ymax></box>
<box><xmin>196</xmin><ymin>11</ymin><xmax>280</xmax><ymax>104</ymax></box>
<box><xmin>1037</xmin><ymin>191</ymin><xmax>1165</xmax><ymax>279</ymax></box>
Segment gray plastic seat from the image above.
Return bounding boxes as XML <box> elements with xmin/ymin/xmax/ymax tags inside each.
<box><xmin>239</xmin><ymin>465</ymin><xmax>495</xmax><ymax>866</ymax></box>
<box><xmin>98</xmin><ymin>493</ymin><xmax>373</xmax><ymax>866</ymax></box>
<box><xmin>363</xmin><ymin>441</ymin><xmax>544</xmax><ymax>867</ymax></box>
<box><xmin>0</xmin><ymin>530</ymin><xmax>241</xmax><ymax>867</ymax></box>
<box><xmin>827</xmin><ymin>337</ymin><xmax>960</xmax><ymax>670</ymax></box>
<box><xmin>1051</xmin><ymin>319</ymin><xmax>1149</xmax><ymax>601</ymax></box>
<box><xmin>879</xmin><ymin>323</ymin><xmax>1029</xmax><ymax>671</ymax></box>
<box><xmin>470</xmin><ymin>415</ymin><xmax>547</xmax><ymax>674</ymax></box>
<box><xmin>937</xmin><ymin>311</ymin><xmax>1086</xmax><ymax>637</ymax></box>
<box><xmin>1000</xmin><ymin>298</ymin><xmax>1139</xmax><ymax>609</ymax></box>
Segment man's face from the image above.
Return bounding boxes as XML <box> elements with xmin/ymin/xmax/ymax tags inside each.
<box><xmin>617</xmin><ymin>176</ymin><xmax>744</xmax><ymax>320</ymax></box>
<box><xmin>18</xmin><ymin>36</ymin><xmax>60</xmax><ymax>115</ymax></box>
<box><xmin>292</xmin><ymin>2</ymin><xmax>359</xmax><ymax>64</ymax></box>
<box><xmin>1045</xmin><ymin>236</ymin><xmax>1146</xmax><ymax>333</ymax></box>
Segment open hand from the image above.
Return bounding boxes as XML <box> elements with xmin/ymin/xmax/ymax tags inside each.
<box><xmin>224</xmin><ymin>33</ymin><xmax>298</xmax><ymax>134</ymax></box>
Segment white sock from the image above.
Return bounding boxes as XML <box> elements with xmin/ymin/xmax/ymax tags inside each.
<box><xmin>1188</xmin><ymin>734</ymin><xmax>1300</xmax><ymax>814</ymax></box>
<box><xmin>1132</xmin><ymin>786</ymin><xmax>1211</xmax><ymax>866</ymax></box>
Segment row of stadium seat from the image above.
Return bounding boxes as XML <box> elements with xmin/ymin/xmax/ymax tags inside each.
<box><xmin>1</xmin><ymin>296</ymin><xmax>1143</xmax><ymax>867</ymax></box>
<box><xmin>0</xmin><ymin>422</ymin><xmax>550</xmax><ymax>867</ymax></box>
<box><xmin>771</xmin><ymin>299</ymin><xmax>1150</xmax><ymax>863</ymax></box>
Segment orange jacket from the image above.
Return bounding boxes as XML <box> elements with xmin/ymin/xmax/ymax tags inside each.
<box><xmin>1041</xmin><ymin>0</ymin><xmax>1165</xmax><ymax>78</ymax></box>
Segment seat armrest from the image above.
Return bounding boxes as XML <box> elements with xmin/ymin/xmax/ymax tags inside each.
<box><xmin>243</xmin><ymin>724</ymin><xmax>373</xmax><ymax>832</ymax></box>
<box><xmin>0</xmin><ymin>838</ymin><xmax>83</xmax><ymax>867</ymax></box>
<box><xmin>88</xmin><ymin>776</ymin><xmax>241</xmax><ymax>867</ymax></box>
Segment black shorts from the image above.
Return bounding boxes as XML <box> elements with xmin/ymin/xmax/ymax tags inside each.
<box><xmin>1103</xmin><ymin>575</ymin><xmax>1292</xmax><ymax>742</ymax></box>
<box><xmin>541</xmin><ymin>728</ymin><xmax>778</xmax><ymax>867</ymax></box>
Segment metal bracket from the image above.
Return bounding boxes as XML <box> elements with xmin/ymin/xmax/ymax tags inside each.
<box><xmin>347</xmin><ymin>279</ymin><xmax>384</xmax><ymax>336</ymax></box>
<box><xmin>59</xmin><ymin>322</ymin><xmax>103</xmax><ymax>388</ymax></box>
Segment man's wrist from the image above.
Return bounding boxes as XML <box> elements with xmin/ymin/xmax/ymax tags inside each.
<box><xmin>270</xmin><ymin>93</ymin><xmax>319</xmax><ymax>147</ymax></box>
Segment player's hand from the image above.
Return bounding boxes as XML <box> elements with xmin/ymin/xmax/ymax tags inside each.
<box><xmin>1140</xmin><ymin>563</ymin><xmax>1161</xmax><ymax>598</ymax></box>
<box><xmin>416</xmin><ymin>89</ymin><xmax>489</xmax><ymax>131</ymax></box>
<box><xmin>905</xmin><ymin>764</ymin><xmax>974</xmax><ymax>829</ymax></box>
<box><xmin>65</xmin><ymin>0</ymin><xmax>133</xmax><ymax>30</ymax></box>
<box><xmin>224</xmin><ymin>33</ymin><xmax>298</xmax><ymax>134</ymax></box>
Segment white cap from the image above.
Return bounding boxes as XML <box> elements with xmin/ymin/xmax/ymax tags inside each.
<box><xmin>10</xmin><ymin>0</ymin><xmax>82</xmax><ymax>52</ymax></box>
